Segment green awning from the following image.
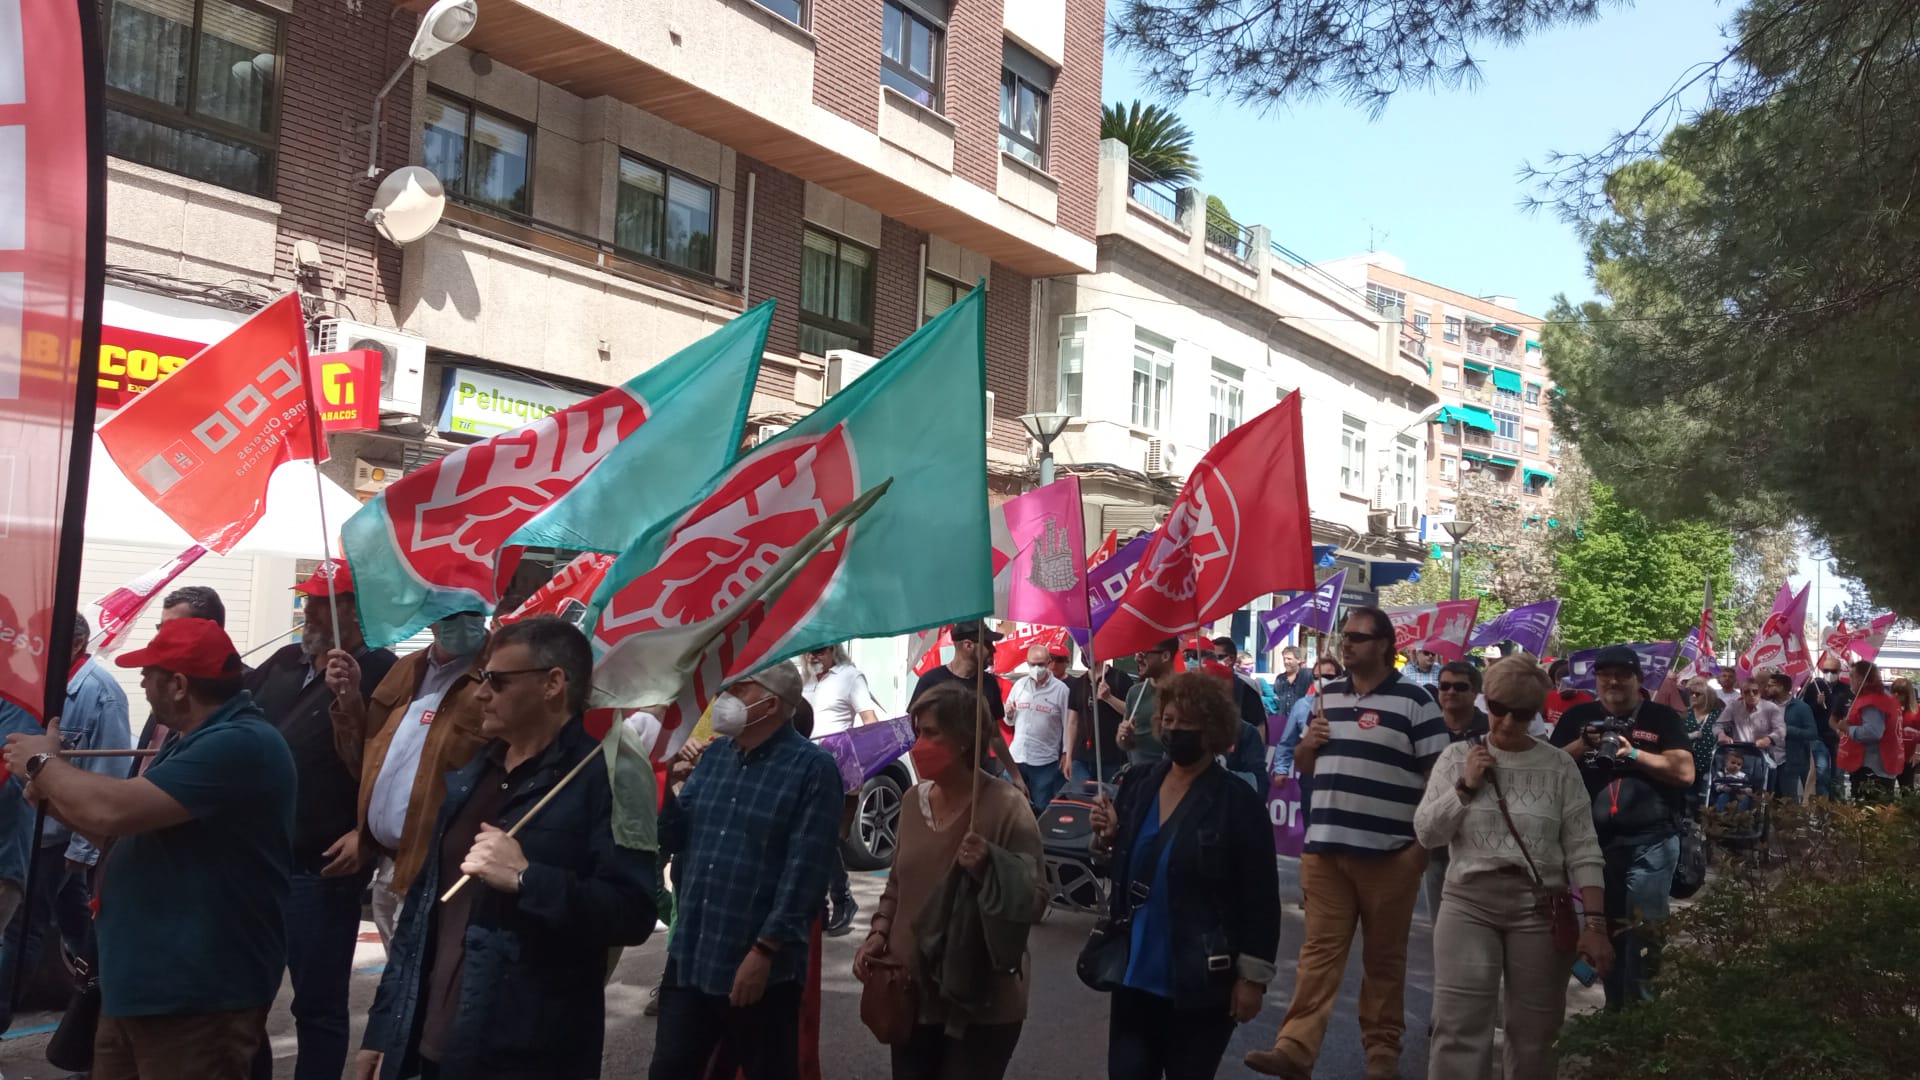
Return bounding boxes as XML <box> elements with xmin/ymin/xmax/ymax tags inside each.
<box><xmin>1551</xmin><ymin>386</ymin><xmax>1566</xmax><ymax>398</ymax></box>
<box><xmin>1491</xmin><ymin>323</ymin><xmax>1521</xmax><ymax>337</ymax></box>
<box><xmin>1490</xmin><ymin>454</ymin><xmax>1520</xmax><ymax>468</ymax></box>
<box><xmin>1463</xmin><ymin>311</ymin><xmax>1493</xmax><ymax>326</ymax></box>
<box><xmin>1525</xmin><ymin>340</ymin><xmax>1542</xmax><ymax>351</ymax></box>
<box><xmin>1526</xmin><ymin>380</ymin><xmax>1543</xmax><ymax>392</ymax></box>
<box><xmin>1435</xmin><ymin>404</ymin><xmax>1496</xmax><ymax>432</ymax></box>
<box><xmin>1461</xmin><ymin>450</ymin><xmax>1492</xmax><ymax>463</ymax></box>
<box><xmin>1463</xmin><ymin>359</ymin><xmax>1492</xmax><ymax>374</ymax></box>
<box><xmin>1491</xmin><ymin>368</ymin><xmax>1523</xmax><ymax>394</ymax></box>
<box><xmin>1524</xmin><ymin>467</ymin><xmax>1555</xmax><ymax>486</ymax></box>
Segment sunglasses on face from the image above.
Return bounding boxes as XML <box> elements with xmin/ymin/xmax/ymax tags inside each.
<box><xmin>1342</xmin><ymin>631</ymin><xmax>1391</xmax><ymax>644</ymax></box>
<box><xmin>479</xmin><ymin>667</ymin><xmax>548</xmax><ymax>690</ymax></box>
<box><xmin>1438</xmin><ymin>680</ymin><xmax>1474</xmax><ymax>693</ymax></box>
<box><xmin>1485</xmin><ymin>699</ymin><xmax>1514</xmax><ymax>716</ymax></box>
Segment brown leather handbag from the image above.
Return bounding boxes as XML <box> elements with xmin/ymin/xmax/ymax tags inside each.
<box><xmin>858</xmin><ymin>957</ymin><xmax>920</xmax><ymax>1046</ymax></box>
<box><xmin>1489</xmin><ymin>770</ymin><xmax>1582</xmax><ymax>954</ymax></box>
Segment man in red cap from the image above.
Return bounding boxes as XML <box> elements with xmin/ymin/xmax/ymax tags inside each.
<box><xmin>3</xmin><ymin>617</ymin><xmax>296</xmax><ymax>1079</ymax></box>
<box><xmin>244</xmin><ymin>560</ymin><xmax>396</xmax><ymax>1080</ymax></box>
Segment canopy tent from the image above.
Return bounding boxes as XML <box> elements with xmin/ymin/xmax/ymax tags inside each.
<box><xmin>1491</xmin><ymin>367</ymin><xmax>1523</xmax><ymax>394</ymax></box>
<box><xmin>1434</xmin><ymin>404</ymin><xmax>1496</xmax><ymax>432</ymax></box>
<box><xmin>83</xmin><ymin>438</ymin><xmax>363</xmax><ymax>559</ymax></box>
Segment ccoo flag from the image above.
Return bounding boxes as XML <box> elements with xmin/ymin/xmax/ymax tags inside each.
<box><xmin>343</xmin><ymin>303</ymin><xmax>771</xmax><ymax>646</ymax></box>
<box><xmin>586</xmin><ymin>285</ymin><xmax>993</xmax><ymax>728</ymax></box>
<box><xmin>1260</xmin><ymin>571</ymin><xmax>1346</xmax><ymax>647</ymax></box>
<box><xmin>1092</xmin><ymin>393</ymin><xmax>1314</xmax><ymax>660</ymax></box>
<box><xmin>1468</xmin><ymin>599</ymin><xmax>1560</xmax><ymax>656</ymax></box>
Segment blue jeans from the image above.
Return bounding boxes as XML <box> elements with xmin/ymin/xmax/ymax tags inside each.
<box><xmin>0</xmin><ymin>843</ymin><xmax>89</xmax><ymax>1033</ymax></box>
<box><xmin>1811</xmin><ymin>741</ymin><xmax>1835</xmax><ymax>798</ymax></box>
<box><xmin>1601</xmin><ymin>834</ymin><xmax>1680</xmax><ymax>1009</ymax></box>
<box><xmin>251</xmin><ymin>861</ymin><xmax>369</xmax><ymax>1080</ymax></box>
<box><xmin>1071</xmin><ymin>759</ymin><xmax>1119</xmax><ymax>785</ymax></box>
<box><xmin>1017</xmin><ymin>761</ymin><xmax>1067</xmax><ymax>814</ymax></box>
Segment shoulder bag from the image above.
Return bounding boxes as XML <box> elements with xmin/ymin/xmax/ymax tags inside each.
<box><xmin>857</xmin><ymin>954</ymin><xmax>919</xmax><ymax>1046</ymax></box>
<box><xmin>1487</xmin><ymin>769</ymin><xmax>1581</xmax><ymax>954</ymax></box>
<box><xmin>1075</xmin><ymin>776</ymin><xmax>1198</xmax><ymax>992</ymax></box>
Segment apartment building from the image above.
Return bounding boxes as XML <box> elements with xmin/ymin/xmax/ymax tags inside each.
<box><xmin>1318</xmin><ymin>254</ymin><xmax>1563</xmax><ymax>523</ymax></box>
<box><xmin>1033</xmin><ymin>141</ymin><xmax>1439</xmax><ymax>663</ymax></box>
<box><xmin>82</xmin><ymin>0</ymin><xmax>1101</xmax><ymax>697</ymax></box>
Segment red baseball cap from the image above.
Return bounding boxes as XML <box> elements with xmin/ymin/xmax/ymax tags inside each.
<box><xmin>293</xmin><ymin>559</ymin><xmax>354</xmax><ymax>597</ymax></box>
<box><xmin>115</xmin><ymin>618</ymin><xmax>242</xmax><ymax>679</ymax></box>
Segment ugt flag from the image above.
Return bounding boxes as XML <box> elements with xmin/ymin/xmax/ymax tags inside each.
<box><xmin>991</xmin><ymin>477</ymin><xmax>1089</xmax><ymax>628</ymax></box>
<box><xmin>499</xmin><ymin>552</ymin><xmax>615</xmax><ymax>629</ymax></box>
<box><xmin>88</xmin><ymin>544</ymin><xmax>209</xmax><ymax>654</ymax></box>
<box><xmin>586</xmin><ymin>286</ymin><xmax>992</xmax><ymax>755</ymax></box>
<box><xmin>1093</xmin><ymin>392</ymin><xmax>1314</xmax><ymax>659</ymax></box>
<box><xmin>1469</xmin><ymin>599</ymin><xmax>1560</xmax><ymax>656</ymax></box>
<box><xmin>1260</xmin><ymin>570</ymin><xmax>1346</xmax><ymax>646</ymax></box>
<box><xmin>1739</xmin><ymin>583</ymin><xmax>1811</xmax><ymax>684</ymax></box>
<box><xmin>344</xmin><ymin>303</ymin><xmax>771</xmax><ymax>646</ymax></box>
<box><xmin>97</xmin><ymin>294</ymin><xmax>320</xmax><ymax>554</ymax></box>
<box><xmin>1386</xmin><ymin>599</ymin><xmax>1480</xmax><ymax>663</ymax></box>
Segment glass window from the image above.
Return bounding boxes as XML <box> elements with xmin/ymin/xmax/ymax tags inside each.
<box><xmin>1057</xmin><ymin>315</ymin><xmax>1086</xmax><ymax>416</ymax></box>
<box><xmin>1441</xmin><ymin>363</ymin><xmax>1459</xmax><ymax>388</ymax></box>
<box><xmin>1341</xmin><ymin>416</ymin><xmax>1367</xmax><ymax>494</ymax></box>
<box><xmin>881</xmin><ymin>1</ymin><xmax>942</xmax><ymax>109</ymax></box>
<box><xmin>1366</xmin><ymin>285</ymin><xmax>1405</xmax><ymax>320</ymax></box>
<box><xmin>104</xmin><ymin>0</ymin><xmax>281</xmax><ymax>195</ymax></box>
<box><xmin>923</xmin><ymin>273</ymin><xmax>963</xmax><ymax>323</ymax></box>
<box><xmin>1131</xmin><ymin>330</ymin><xmax>1174</xmax><ymax>431</ymax></box>
<box><xmin>1440</xmin><ymin>455</ymin><xmax>1456</xmax><ymax>481</ymax></box>
<box><xmin>1208</xmin><ymin>359</ymin><xmax>1243</xmax><ymax>447</ymax></box>
<box><xmin>1524</xmin><ymin>427</ymin><xmax>1540</xmax><ymax>453</ymax></box>
<box><xmin>1494</xmin><ymin>410</ymin><xmax>1520</xmax><ymax>444</ymax></box>
<box><xmin>800</xmin><ymin>227</ymin><xmax>874</xmax><ymax>355</ymax></box>
<box><xmin>1443</xmin><ymin>316</ymin><xmax>1462</xmax><ymax>343</ymax></box>
<box><xmin>1394</xmin><ymin>435</ymin><xmax>1418</xmax><ymax>507</ymax></box>
<box><xmin>1413</xmin><ymin>311</ymin><xmax>1431</xmax><ymax>335</ymax></box>
<box><xmin>749</xmin><ymin>0</ymin><xmax>805</xmax><ymax>25</ymax></box>
<box><xmin>423</xmin><ymin>91</ymin><xmax>530</xmax><ymax>215</ymax></box>
<box><xmin>1524</xmin><ymin>381</ymin><xmax>1542</xmax><ymax>406</ymax></box>
<box><xmin>999</xmin><ymin>58</ymin><xmax>1051</xmax><ymax>169</ymax></box>
<box><xmin>616</xmin><ymin>156</ymin><xmax>716</xmax><ymax>275</ymax></box>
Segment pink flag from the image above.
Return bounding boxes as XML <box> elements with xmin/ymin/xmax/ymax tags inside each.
<box><xmin>1386</xmin><ymin>600</ymin><xmax>1481</xmax><ymax>663</ymax></box>
<box><xmin>990</xmin><ymin>477</ymin><xmax>1089</xmax><ymax>628</ymax></box>
<box><xmin>88</xmin><ymin>545</ymin><xmax>210</xmax><ymax>655</ymax></box>
<box><xmin>1741</xmin><ymin>584</ymin><xmax>1812</xmax><ymax>685</ymax></box>
<box><xmin>1821</xmin><ymin>612</ymin><xmax>1898</xmax><ymax>665</ymax></box>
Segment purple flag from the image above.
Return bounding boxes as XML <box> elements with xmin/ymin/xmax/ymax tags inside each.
<box><xmin>816</xmin><ymin>715</ymin><xmax>916</xmax><ymax>794</ymax></box>
<box><xmin>1674</xmin><ymin>625</ymin><xmax>1720</xmax><ymax>679</ymax></box>
<box><xmin>1259</xmin><ymin>571</ymin><xmax>1346</xmax><ymax>647</ymax></box>
<box><xmin>1070</xmin><ymin>534</ymin><xmax>1152</xmax><ymax>654</ymax></box>
<box><xmin>1468</xmin><ymin>599</ymin><xmax>1561</xmax><ymax>654</ymax></box>
<box><xmin>1567</xmin><ymin>640</ymin><xmax>1680</xmax><ymax>695</ymax></box>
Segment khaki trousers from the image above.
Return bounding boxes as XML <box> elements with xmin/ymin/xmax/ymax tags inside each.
<box><xmin>1272</xmin><ymin>844</ymin><xmax>1427</xmax><ymax>1068</ymax></box>
<box><xmin>94</xmin><ymin>1005</ymin><xmax>271</xmax><ymax>1080</ymax></box>
<box><xmin>1428</xmin><ymin>870</ymin><xmax>1573</xmax><ymax>1080</ymax></box>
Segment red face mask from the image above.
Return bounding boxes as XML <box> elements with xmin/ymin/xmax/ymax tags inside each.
<box><xmin>910</xmin><ymin>736</ymin><xmax>957</xmax><ymax>779</ymax></box>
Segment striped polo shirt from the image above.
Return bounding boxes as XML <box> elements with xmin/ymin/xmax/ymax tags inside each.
<box><xmin>1305</xmin><ymin>669</ymin><xmax>1449</xmax><ymax>855</ymax></box>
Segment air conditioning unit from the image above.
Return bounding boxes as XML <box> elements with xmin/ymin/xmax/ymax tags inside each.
<box><xmin>751</xmin><ymin>423</ymin><xmax>789</xmax><ymax>446</ymax></box>
<box><xmin>1367</xmin><ymin>508</ymin><xmax>1393</xmax><ymax>536</ymax></box>
<box><xmin>1144</xmin><ymin>438</ymin><xmax>1178</xmax><ymax>478</ymax></box>
<box><xmin>824</xmin><ymin>349</ymin><xmax>881</xmax><ymax>398</ymax></box>
<box><xmin>1395</xmin><ymin>501</ymin><xmax>1418</xmax><ymax>531</ymax></box>
<box><xmin>316</xmin><ymin>318</ymin><xmax>427</xmax><ymax>416</ymax></box>
<box><xmin>353</xmin><ymin>457</ymin><xmax>400</xmax><ymax>494</ymax></box>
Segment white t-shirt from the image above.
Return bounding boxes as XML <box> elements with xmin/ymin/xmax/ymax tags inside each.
<box><xmin>1007</xmin><ymin>673</ymin><xmax>1073</xmax><ymax>766</ymax></box>
<box><xmin>366</xmin><ymin>649</ymin><xmax>472</xmax><ymax>850</ymax></box>
<box><xmin>803</xmin><ymin>663</ymin><xmax>880</xmax><ymax>737</ymax></box>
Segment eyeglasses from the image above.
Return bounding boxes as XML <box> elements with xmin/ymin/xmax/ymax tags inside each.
<box><xmin>1342</xmin><ymin>631</ymin><xmax>1391</xmax><ymax>644</ymax></box>
<box><xmin>1438</xmin><ymin>680</ymin><xmax>1475</xmax><ymax>693</ymax></box>
<box><xmin>1485</xmin><ymin>699</ymin><xmax>1513</xmax><ymax>716</ymax></box>
<box><xmin>479</xmin><ymin>667</ymin><xmax>549</xmax><ymax>690</ymax></box>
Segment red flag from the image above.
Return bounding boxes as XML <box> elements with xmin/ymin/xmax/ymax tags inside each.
<box><xmin>1386</xmin><ymin>600</ymin><xmax>1481</xmax><ymax>663</ymax></box>
<box><xmin>96</xmin><ymin>294</ymin><xmax>319</xmax><ymax>554</ymax></box>
<box><xmin>0</xmin><ymin>0</ymin><xmax>104</xmax><ymax>719</ymax></box>
<box><xmin>499</xmin><ymin>552</ymin><xmax>615</xmax><ymax>628</ymax></box>
<box><xmin>1093</xmin><ymin>393</ymin><xmax>1314</xmax><ymax>659</ymax></box>
<box><xmin>1088</xmin><ymin>529</ymin><xmax>1117</xmax><ymax>569</ymax></box>
<box><xmin>88</xmin><ymin>544</ymin><xmax>209</xmax><ymax>654</ymax></box>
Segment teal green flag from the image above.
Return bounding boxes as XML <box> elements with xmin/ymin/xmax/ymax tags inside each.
<box><xmin>584</xmin><ymin>286</ymin><xmax>991</xmax><ymax>704</ymax></box>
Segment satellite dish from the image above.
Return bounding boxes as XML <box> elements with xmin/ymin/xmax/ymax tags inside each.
<box><xmin>366</xmin><ymin>166</ymin><xmax>446</xmax><ymax>245</ymax></box>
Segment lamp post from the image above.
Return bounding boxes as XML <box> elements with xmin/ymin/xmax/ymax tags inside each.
<box><xmin>1441</xmin><ymin>518</ymin><xmax>1475</xmax><ymax>601</ymax></box>
<box><xmin>366</xmin><ymin>0</ymin><xmax>478</xmax><ymax>178</ymax></box>
<box><xmin>1019</xmin><ymin>411</ymin><xmax>1073</xmax><ymax>486</ymax></box>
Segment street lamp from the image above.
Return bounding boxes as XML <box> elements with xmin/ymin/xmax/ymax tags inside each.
<box><xmin>1019</xmin><ymin>411</ymin><xmax>1073</xmax><ymax>486</ymax></box>
<box><xmin>1441</xmin><ymin>518</ymin><xmax>1476</xmax><ymax>601</ymax></box>
<box><xmin>365</xmin><ymin>0</ymin><xmax>479</xmax><ymax>178</ymax></box>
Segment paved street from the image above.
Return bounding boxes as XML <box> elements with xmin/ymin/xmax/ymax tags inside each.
<box><xmin>0</xmin><ymin>857</ymin><xmax>1601</xmax><ymax>1080</ymax></box>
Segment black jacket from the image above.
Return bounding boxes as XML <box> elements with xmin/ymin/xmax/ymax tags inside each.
<box><xmin>363</xmin><ymin>718</ymin><xmax>658</xmax><ymax>1080</ymax></box>
<box><xmin>1097</xmin><ymin>759</ymin><xmax>1280</xmax><ymax>1011</ymax></box>
<box><xmin>1803</xmin><ymin>678</ymin><xmax>1853</xmax><ymax>750</ymax></box>
<box><xmin>247</xmin><ymin>643</ymin><xmax>395</xmax><ymax>862</ymax></box>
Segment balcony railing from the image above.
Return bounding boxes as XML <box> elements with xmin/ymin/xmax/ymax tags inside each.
<box><xmin>1128</xmin><ymin>170</ymin><xmax>1181</xmax><ymax>223</ymax></box>
<box><xmin>1462</xmin><ymin>430</ymin><xmax>1492</xmax><ymax>450</ymax></box>
<box><xmin>1205</xmin><ymin>219</ymin><xmax>1255</xmax><ymax>264</ymax></box>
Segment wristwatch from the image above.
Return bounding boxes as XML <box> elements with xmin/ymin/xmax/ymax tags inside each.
<box><xmin>24</xmin><ymin>753</ymin><xmax>52</xmax><ymax>780</ymax></box>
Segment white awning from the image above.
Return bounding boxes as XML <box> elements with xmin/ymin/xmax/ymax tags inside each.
<box><xmin>83</xmin><ymin>438</ymin><xmax>363</xmax><ymax>560</ymax></box>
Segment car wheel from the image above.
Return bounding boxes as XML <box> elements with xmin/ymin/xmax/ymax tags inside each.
<box><xmin>844</xmin><ymin>772</ymin><xmax>904</xmax><ymax>871</ymax></box>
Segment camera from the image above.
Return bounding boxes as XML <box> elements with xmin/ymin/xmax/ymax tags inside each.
<box><xmin>1584</xmin><ymin>717</ymin><xmax>1633</xmax><ymax>766</ymax></box>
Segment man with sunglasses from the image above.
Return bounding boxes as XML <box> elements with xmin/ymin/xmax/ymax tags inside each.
<box><xmin>358</xmin><ymin>617</ymin><xmax>656</xmax><ymax>1080</ymax></box>
<box><xmin>1249</xmin><ymin>609</ymin><xmax>1448</xmax><ymax>1080</ymax></box>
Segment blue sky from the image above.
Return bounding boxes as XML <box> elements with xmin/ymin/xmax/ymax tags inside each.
<box><xmin>1101</xmin><ymin>1</ymin><xmax>1736</xmax><ymax>317</ymax></box>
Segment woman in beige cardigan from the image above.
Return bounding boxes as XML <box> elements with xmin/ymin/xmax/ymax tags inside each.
<box><xmin>1414</xmin><ymin>656</ymin><xmax>1613</xmax><ymax>1080</ymax></box>
<box><xmin>853</xmin><ymin>681</ymin><xmax>1048</xmax><ymax>1080</ymax></box>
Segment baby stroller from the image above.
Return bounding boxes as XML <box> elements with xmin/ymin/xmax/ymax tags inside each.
<box><xmin>1704</xmin><ymin>742</ymin><xmax>1772</xmax><ymax>853</ymax></box>
<box><xmin>1038</xmin><ymin>778</ymin><xmax>1114</xmax><ymax>913</ymax></box>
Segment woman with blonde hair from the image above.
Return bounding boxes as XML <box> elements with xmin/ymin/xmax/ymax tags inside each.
<box><xmin>1681</xmin><ymin>676</ymin><xmax>1722</xmax><ymax>812</ymax></box>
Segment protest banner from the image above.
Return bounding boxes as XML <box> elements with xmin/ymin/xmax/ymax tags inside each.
<box><xmin>991</xmin><ymin>477</ymin><xmax>1090</xmax><ymax>628</ymax></box>
<box><xmin>1260</xmin><ymin>570</ymin><xmax>1346</xmax><ymax>647</ymax></box>
<box><xmin>1386</xmin><ymin>599</ymin><xmax>1481</xmax><ymax>662</ymax></box>
<box><xmin>1469</xmin><ymin>599</ymin><xmax>1560</xmax><ymax>656</ymax></box>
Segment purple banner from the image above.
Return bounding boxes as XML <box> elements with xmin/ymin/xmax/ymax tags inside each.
<box><xmin>1260</xmin><ymin>570</ymin><xmax>1346</xmax><ymax>647</ymax></box>
<box><xmin>1674</xmin><ymin>625</ymin><xmax>1720</xmax><ymax>678</ymax></box>
<box><xmin>1469</xmin><ymin>599</ymin><xmax>1560</xmax><ymax>654</ymax></box>
<box><xmin>817</xmin><ymin>715</ymin><xmax>916</xmax><ymax>794</ymax></box>
<box><xmin>1269</xmin><ymin>774</ymin><xmax>1306</xmax><ymax>858</ymax></box>
<box><xmin>1567</xmin><ymin>640</ymin><xmax>1680</xmax><ymax>695</ymax></box>
<box><xmin>1071</xmin><ymin>533</ymin><xmax>1152</xmax><ymax>653</ymax></box>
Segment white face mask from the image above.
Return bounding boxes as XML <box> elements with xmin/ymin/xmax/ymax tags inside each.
<box><xmin>1030</xmin><ymin>662</ymin><xmax>1049</xmax><ymax>682</ymax></box>
<box><xmin>1821</xmin><ymin>670</ymin><xmax>1840</xmax><ymax>683</ymax></box>
<box><xmin>710</xmin><ymin>692</ymin><xmax>765</xmax><ymax>737</ymax></box>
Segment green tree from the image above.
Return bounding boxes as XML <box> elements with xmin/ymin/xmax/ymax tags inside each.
<box><xmin>1100</xmin><ymin>100</ymin><xmax>1199</xmax><ymax>184</ymax></box>
<box><xmin>1554</xmin><ymin>481</ymin><xmax>1735</xmax><ymax>649</ymax></box>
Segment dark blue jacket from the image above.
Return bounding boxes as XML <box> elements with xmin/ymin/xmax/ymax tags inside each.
<box><xmin>1782</xmin><ymin>698</ymin><xmax>1820</xmax><ymax>789</ymax></box>
<box><xmin>363</xmin><ymin>718</ymin><xmax>657</xmax><ymax>1080</ymax></box>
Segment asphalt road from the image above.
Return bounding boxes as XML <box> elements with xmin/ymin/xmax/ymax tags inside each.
<box><xmin>0</xmin><ymin>857</ymin><xmax>1602</xmax><ymax>1080</ymax></box>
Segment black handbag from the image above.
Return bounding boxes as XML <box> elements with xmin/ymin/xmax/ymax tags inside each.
<box><xmin>1670</xmin><ymin>816</ymin><xmax>1709</xmax><ymax>899</ymax></box>
<box><xmin>1075</xmin><ymin>784</ymin><xmax>1195</xmax><ymax>992</ymax></box>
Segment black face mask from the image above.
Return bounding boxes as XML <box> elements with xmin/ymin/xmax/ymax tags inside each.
<box><xmin>1165</xmin><ymin>728</ymin><xmax>1208</xmax><ymax>766</ymax></box>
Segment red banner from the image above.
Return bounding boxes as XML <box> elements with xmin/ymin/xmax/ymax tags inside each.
<box><xmin>501</xmin><ymin>552</ymin><xmax>615</xmax><ymax>628</ymax></box>
<box><xmin>0</xmin><ymin>0</ymin><xmax>103</xmax><ymax>717</ymax></box>
<box><xmin>1386</xmin><ymin>599</ymin><xmax>1482</xmax><ymax>663</ymax></box>
<box><xmin>96</xmin><ymin>293</ymin><xmax>320</xmax><ymax>554</ymax></box>
<box><xmin>88</xmin><ymin>544</ymin><xmax>208</xmax><ymax>654</ymax></box>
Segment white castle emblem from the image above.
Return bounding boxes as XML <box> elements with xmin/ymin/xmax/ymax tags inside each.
<box><xmin>1027</xmin><ymin>516</ymin><xmax>1080</xmax><ymax>594</ymax></box>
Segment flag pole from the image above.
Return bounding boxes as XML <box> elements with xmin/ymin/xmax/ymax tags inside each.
<box><xmin>970</xmin><ymin>644</ymin><xmax>984</xmax><ymax>833</ymax></box>
<box><xmin>441</xmin><ymin>748</ymin><xmax>600</xmax><ymax>903</ymax></box>
<box><xmin>295</xmin><ymin>295</ymin><xmax>342</xmax><ymax>646</ymax></box>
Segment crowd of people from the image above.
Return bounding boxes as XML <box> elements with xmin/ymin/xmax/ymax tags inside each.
<box><xmin>0</xmin><ymin>571</ymin><xmax>1908</xmax><ymax>1080</ymax></box>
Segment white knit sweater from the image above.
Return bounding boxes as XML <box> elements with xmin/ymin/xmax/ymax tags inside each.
<box><xmin>1413</xmin><ymin>739</ymin><xmax>1605</xmax><ymax>893</ymax></box>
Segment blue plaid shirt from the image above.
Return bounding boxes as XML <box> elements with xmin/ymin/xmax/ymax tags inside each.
<box><xmin>660</xmin><ymin>724</ymin><xmax>844</xmax><ymax>997</ymax></box>
<box><xmin>1402</xmin><ymin>664</ymin><xmax>1441</xmax><ymax>692</ymax></box>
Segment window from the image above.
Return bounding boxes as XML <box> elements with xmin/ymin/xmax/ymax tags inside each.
<box><xmin>1208</xmin><ymin>358</ymin><xmax>1244</xmax><ymax>447</ymax></box>
<box><xmin>881</xmin><ymin>0</ymin><xmax>943</xmax><ymax>110</ymax></box>
<box><xmin>922</xmin><ymin>272</ymin><xmax>966</xmax><ymax>323</ymax></box>
<box><xmin>800</xmin><ymin>228</ymin><xmax>875</xmax><ymax>355</ymax></box>
<box><xmin>1341</xmin><ymin>416</ymin><xmax>1367</xmax><ymax>495</ymax></box>
<box><xmin>1525</xmin><ymin>474</ymin><xmax>1550</xmax><ymax>497</ymax></box>
<box><xmin>999</xmin><ymin>41</ymin><xmax>1053</xmax><ymax>169</ymax></box>
<box><xmin>1131</xmin><ymin>330</ymin><xmax>1174</xmax><ymax>431</ymax></box>
<box><xmin>1528</xmin><ymin>343</ymin><xmax>1544</xmax><ymax>366</ymax></box>
<box><xmin>1441</xmin><ymin>363</ymin><xmax>1459</xmax><ymax>388</ymax></box>
<box><xmin>1524</xmin><ymin>427</ymin><xmax>1540</xmax><ymax>453</ymax></box>
<box><xmin>1494</xmin><ymin>410</ymin><xmax>1520</xmax><ymax>444</ymax></box>
<box><xmin>1366</xmin><ymin>284</ymin><xmax>1406</xmax><ymax>321</ymax></box>
<box><xmin>1413</xmin><ymin>311</ymin><xmax>1431</xmax><ymax>336</ymax></box>
<box><xmin>1443</xmin><ymin>316</ymin><xmax>1462</xmax><ymax>343</ymax></box>
<box><xmin>616</xmin><ymin>156</ymin><xmax>716</xmax><ymax>275</ymax></box>
<box><xmin>749</xmin><ymin>0</ymin><xmax>806</xmax><ymax>25</ymax></box>
<box><xmin>1494</xmin><ymin>386</ymin><xmax>1522</xmax><ymax>411</ymax></box>
<box><xmin>1524</xmin><ymin>381</ymin><xmax>1542</xmax><ymax>407</ymax></box>
<box><xmin>103</xmin><ymin>0</ymin><xmax>282</xmax><ymax>195</ymax></box>
<box><xmin>1440</xmin><ymin>455</ymin><xmax>1456</xmax><ymax>481</ymax></box>
<box><xmin>423</xmin><ymin>91</ymin><xmax>531</xmax><ymax>215</ymax></box>
<box><xmin>1393</xmin><ymin>435</ymin><xmax>1418</xmax><ymax>508</ymax></box>
<box><xmin>1057</xmin><ymin>315</ymin><xmax>1086</xmax><ymax>415</ymax></box>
